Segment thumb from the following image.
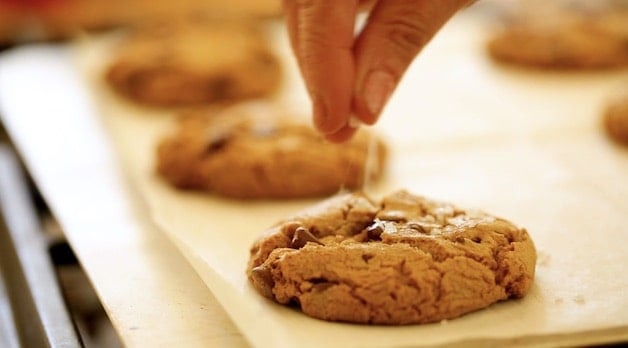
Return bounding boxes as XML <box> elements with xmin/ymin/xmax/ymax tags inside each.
<box><xmin>352</xmin><ymin>0</ymin><xmax>472</xmax><ymax>124</ymax></box>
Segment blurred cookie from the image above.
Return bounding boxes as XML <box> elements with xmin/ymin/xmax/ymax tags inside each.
<box><xmin>0</xmin><ymin>1</ymin><xmax>282</xmax><ymax>45</ymax></box>
<box><xmin>603</xmin><ymin>93</ymin><xmax>628</xmax><ymax>145</ymax></box>
<box><xmin>248</xmin><ymin>190</ymin><xmax>537</xmax><ymax>324</ymax></box>
<box><xmin>105</xmin><ymin>18</ymin><xmax>281</xmax><ymax>107</ymax></box>
<box><xmin>156</xmin><ymin>104</ymin><xmax>387</xmax><ymax>199</ymax></box>
<box><xmin>487</xmin><ymin>11</ymin><xmax>628</xmax><ymax>69</ymax></box>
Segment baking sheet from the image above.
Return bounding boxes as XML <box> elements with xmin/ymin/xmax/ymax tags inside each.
<box><xmin>0</xmin><ymin>47</ymin><xmax>247</xmax><ymax>347</ymax></box>
<box><xmin>8</xmin><ymin>10</ymin><xmax>628</xmax><ymax>348</ymax></box>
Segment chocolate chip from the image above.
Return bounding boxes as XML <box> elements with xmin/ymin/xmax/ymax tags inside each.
<box><xmin>128</xmin><ymin>71</ymin><xmax>150</xmax><ymax>90</ymax></box>
<box><xmin>290</xmin><ymin>227</ymin><xmax>321</xmax><ymax>249</ymax></box>
<box><xmin>208</xmin><ymin>75</ymin><xmax>232</xmax><ymax>99</ymax></box>
<box><xmin>203</xmin><ymin>133</ymin><xmax>229</xmax><ymax>154</ymax></box>
<box><xmin>251</xmin><ymin>266</ymin><xmax>274</xmax><ymax>298</ymax></box>
<box><xmin>287</xmin><ymin>297</ymin><xmax>301</xmax><ymax>308</ymax></box>
<box><xmin>362</xmin><ymin>253</ymin><xmax>374</xmax><ymax>263</ymax></box>
<box><xmin>366</xmin><ymin>220</ymin><xmax>385</xmax><ymax>240</ymax></box>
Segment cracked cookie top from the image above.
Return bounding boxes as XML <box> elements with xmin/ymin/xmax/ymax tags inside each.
<box><xmin>247</xmin><ymin>190</ymin><xmax>537</xmax><ymax>325</ymax></box>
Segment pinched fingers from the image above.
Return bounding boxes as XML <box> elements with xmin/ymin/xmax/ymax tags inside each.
<box><xmin>283</xmin><ymin>0</ymin><xmax>473</xmax><ymax>142</ymax></box>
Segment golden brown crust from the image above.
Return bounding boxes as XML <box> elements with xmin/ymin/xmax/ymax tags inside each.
<box><xmin>156</xmin><ymin>104</ymin><xmax>388</xmax><ymax>199</ymax></box>
<box><xmin>487</xmin><ymin>11</ymin><xmax>628</xmax><ymax>70</ymax></box>
<box><xmin>247</xmin><ymin>191</ymin><xmax>537</xmax><ymax>325</ymax></box>
<box><xmin>105</xmin><ymin>18</ymin><xmax>281</xmax><ymax>107</ymax></box>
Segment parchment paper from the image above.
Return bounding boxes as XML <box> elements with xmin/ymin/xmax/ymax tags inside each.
<box><xmin>78</xmin><ymin>14</ymin><xmax>628</xmax><ymax>348</ymax></box>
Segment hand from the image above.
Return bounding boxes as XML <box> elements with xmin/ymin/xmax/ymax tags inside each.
<box><xmin>283</xmin><ymin>0</ymin><xmax>474</xmax><ymax>142</ymax></box>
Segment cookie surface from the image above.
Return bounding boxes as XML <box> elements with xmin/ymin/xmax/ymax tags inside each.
<box><xmin>487</xmin><ymin>11</ymin><xmax>628</xmax><ymax>69</ymax></box>
<box><xmin>105</xmin><ymin>18</ymin><xmax>281</xmax><ymax>106</ymax></box>
<box><xmin>156</xmin><ymin>105</ymin><xmax>387</xmax><ymax>199</ymax></box>
<box><xmin>248</xmin><ymin>190</ymin><xmax>536</xmax><ymax>324</ymax></box>
<box><xmin>603</xmin><ymin>93</ymin><xmax>628</xmax><ymax>145</ymax></box>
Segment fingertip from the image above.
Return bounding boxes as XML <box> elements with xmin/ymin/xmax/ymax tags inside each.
<box><xmin>324</xmin><ymin>125</ymin><xmax>358</xmax><ymax>143</ymax></box>
<box><xmin>312</xmin><ymin>94</ymin><xmax>352</xmax><ymax>135</ymax></box>
<box><xmin>312</xmin><ymin>95</ymin><xmax>330</xmax><ymax>133</ymax></box>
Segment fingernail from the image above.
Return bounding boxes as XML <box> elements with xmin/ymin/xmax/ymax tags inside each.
<box><xmin>363</xmin><ymin>70</ymin><xmax>395</xmax><ymax>117</ymax></box>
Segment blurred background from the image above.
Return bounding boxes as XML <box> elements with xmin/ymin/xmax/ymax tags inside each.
<box><xmin>0</xmin><ymin>0</ymin><xmax>281</xmax><ymax>47</ymax></box>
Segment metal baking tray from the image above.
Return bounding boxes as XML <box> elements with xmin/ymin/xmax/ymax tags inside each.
<box><xmin>0</xmin><ymin>144</ymin><xmax>82</xmax><ymax>348</ymax></box>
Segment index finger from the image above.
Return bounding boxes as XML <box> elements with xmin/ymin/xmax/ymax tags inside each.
<box><xmin>283</xmin><ymin>0</ymin><xmax>359</xmax><ymax>135</ymax></box>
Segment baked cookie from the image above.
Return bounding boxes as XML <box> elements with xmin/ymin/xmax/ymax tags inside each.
<box><xmin>156</xmin><ymin>105</ymin><xmax>387</xmax><ymax>199</ymax></box>
<box><xmin>105</xmin><ymin>18</ymin><xmax>281</xmax><ymax>107</ymax></box>
<box><xmin>248</xmin><ymin>190</ymin><xmax>537</xmax><ymax>325</ymax></box>
<box><xmin>603</xmin><ymin>93</ymin><xmax>628</xmax><ymax>145</ymax></box>
<box><xmin>487</xmin><ymin>11</ymin><xmax>628</xmax><ymax>69</ymax></box>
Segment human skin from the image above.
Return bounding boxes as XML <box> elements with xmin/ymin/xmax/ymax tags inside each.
<box><xmin>283</xmin><ymin>0</ymin><xmax>474</xmax><ymax>142</ymax></box>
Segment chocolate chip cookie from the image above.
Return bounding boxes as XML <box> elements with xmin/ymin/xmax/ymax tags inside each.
<box><xmin>603</xmin><ymin>92</ymin><xmax>628</xmax><ymax>145</ymax></box>
<box><xmin>248</xmin><ymin>190</ymin><xmax>537</xmax><ymax>324</ymax></box>
<box><xmin>105</xmin><ymin>18</ymin><xmax>282</xmax><ymax>107</ymax></box>
<box><xmin>156</xmin><ymin>104</ymin><xmax>388</xmax><ymax>199</ymax></box>
<box><xmin>487</xmin><ymin>11</ymin><xmax>628</xmax><ymax>69</ymax></box>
